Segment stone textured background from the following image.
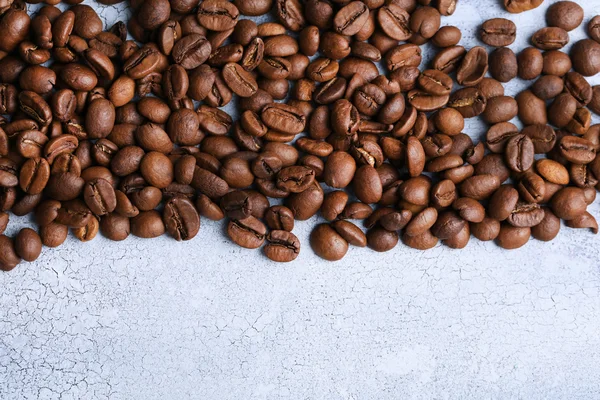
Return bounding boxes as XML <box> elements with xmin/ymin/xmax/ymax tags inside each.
<box><xmin>2</xmin><ymin>0</ymin><xmax>600</xmax><ymax>399</ymax></box>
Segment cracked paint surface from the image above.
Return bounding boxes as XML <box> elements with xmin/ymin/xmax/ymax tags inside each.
<box><xmin>1</xmin><ymin>1</ymin><xmax>600</xmax><ymax>399</ymax></box>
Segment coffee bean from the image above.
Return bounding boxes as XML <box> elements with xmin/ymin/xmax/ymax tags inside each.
<box><xmin>547</xmin><ymin>1</ymin><xmax>584</xmax><ymax>32</ymax></box>
<box><xmin>532</xmin><ymin>27</ymin><xmax>569</xmax><ymax>50</ymax></box>
<box><xmin>481</xmin><ymin>18</ymin><xmax>516</xmax><ymax>47</ymax></box>
<box><xmin>504</xmin><ymin>0</ymin><xmax>543</xmax><ymax>13</ymax></box>
<box><xmin>571</xmin><ymin>39</ymin><xmax>600</xmax><ymax>77</ymax></box>
<box><xmin>163</xmin><ymin>196</ymin><xmax>200</xmax><ymax>241</ymax></box>
<box><xmin>517</xmin><ymin>47</ymin><xmax>543</xmax><ymax>80</ymax></box>
<box><xmin>264</xmin><ymin>230</ymin><xmax>300</xmax><ymax>262</ymax></box>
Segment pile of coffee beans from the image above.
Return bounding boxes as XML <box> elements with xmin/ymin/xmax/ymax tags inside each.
<box><xmin>0</xmin><ymin>0</ymin><xmax>598</xmax><ymax>268</ymax></box>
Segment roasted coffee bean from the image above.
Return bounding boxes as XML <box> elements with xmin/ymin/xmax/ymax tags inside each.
<box><xmin>489</xmin><ymin>48</ymin><xmax>517</xmax><ymax>83</ymax></box>
<box><xmin>432</xmin><ymin>26</ymin><xmax>462</xmax><ymax>48</ymax></box>
<box><xmin>532</xmin><ymin>27</ymin><xmax>569</xmax><ymax>50</ymax></box>
<box><xmin>19</xmin><ymin>157</ymin><xmax>50</xmax><ymax>195</ymax></box>
<box><xmin>518</xmin><ymin>47</ymin><xmax>543</xmax><ymax>80</ymax></box>
<box><xmin>504</xmin><ymin>0</ymin><xmax>543</xmax><ymax>14</ymax></box>
<box><xmin>448</xmin><ymin>88</ymin><xmax>486</xmax><ymax>118</ymax></box>
<box><xmin>559</xmin><ymin>136</ymin><xmax>596</xmax><ymax>164</ymax></box>
<box><xmin>547</xmin><ymin>1</ymin><xmax>584</xmax><ymax>31</ymax></box>
<box><xmin>550</xmin><ymin>187</ymin><xmax>587</xmax><ymax>220</ymax></box>
<box><xmin>516</xmin><ymin>90</ymin><xmax>547</xmax><ymax>126</ymax></box>
<box><xmin>311</xmin><ymin>223</ymin><xmax>348</xmax><ymax>261</ymax></box>
<box><xmin>481</xmin><ymin>18</ymin><xmax>516</xmax><ymax>47</ymax></box>
<box><xmin>228</xmin><ymin>216</ymin><xmax>266</xmax><ymax>249</ymax></box>
<box><xmin>571</xmin><ymin>39</ymin><xmax>600</xmax><ymax>77</ymax></box>
<box><xmin>163</xmin><ymin>196</ymin><xmax>200</xmax><ymax>241</ymax></box>
<box><xmin>264</xmin><ymin>230</ymin><xmax>300</xmax><ymax>262</ymax></box>
<box><xmin>531</xmin><ymin>75</ymin><xmax>564</xmax><ymax>100</ymax></box>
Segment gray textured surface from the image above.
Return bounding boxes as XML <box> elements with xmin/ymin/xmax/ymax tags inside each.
<box><xmin>2</xmin><ymin>1</ymin><xmax>600</xmax><ymax>399</ymax></box>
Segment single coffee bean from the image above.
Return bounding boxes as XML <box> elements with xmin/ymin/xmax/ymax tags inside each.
<box><xmin>14</xmin><ymin>228</ymin><xmax>42</xmax><ymax>262</ymax></box>
<box><xmin>570</xmin><ymin>39</ymin><xmax>600</xmax><ymax>77</ymax></box>
<box><xmin>227</xmin><ymin>216</ymin><xmax>266</xmax><ymax>249</ymax></box>
<box><xmin>482</xmin><ymin>96</ymin><xmax>518</xmax><ymax>124</ymax></box>
<box><xmin>496</xmin><ymin>224</ymin><xmax>530</xmax><ymax>249</ymax></box>
<box><xmin>163</xmin><ymin>196</ymin><xmax>200</xmax><ymax>241</ymax></box>
<box><xmin>481</xmin><ymin>18</ymin><xmax>516</xmax><ymax>47</ymax></box>
<box><xmin>448</xmin><ymin>87</ymin><xmax>487</xmax><ymax>118</ymax></box>
<box><xmin>547</xmin><ymin>1</ymin><xmax>583</xmax><ymax>31</ymax></box>
<box><xmin>275</xmin><ymin>0</ymin><xmax>305</xmax><ymax>32</ymax></box>
<box><xmin>505</xmin><ymin>134</ymin><xmax>534</xmax><ymax>173</ymax></box>
<box><xmin>504</xmin><ymin>0</ymin><xmax>543</xmax><ymax>13</ymax></box>
<box><xmin>378</xmin><ymin>4</ymin><xmax>411</xmax><ymax>41</ymax></box>
<box><xmin>334</xmin><ymin>1</ymin><xmax>369</xmax><ymax>36</ymax></box>
<box><xmin>19</xmin><ymin>157</ymin><xmax>50</xmax><ymax>195</ymax></box>
<box><xmin>516</xmin><ymin>90</ymin><xmax>547</xmax><ymax>126</ymax></box>
<box><xmin>222</xmin><ymin>62</ymin><xmax>258</xmax><ymax>98</ymax></box>
<box><xmin>172</xmin><ymin>34</ymin><xmax>212</xmax><ymax>70</ymax></box>
<box><xmin>432</xmin><ymin>45</ymin><xmax>465</xmax><ymax>73</ymax></box>
<box><xmin>471</xmin><ymin>217</ymin><xmax>501</xmax><ymax>241</ymax></box>
<box><xmin>311</xmin><ymin>223</ymin><xmax>348</xmax><ymax>261</ymax></box>
<box><xmin>550</xmin><ymin>187</ymin><xmax>587</xmax><ymax>220</ymax></box>
<box><xmin>99</xmin><ymin>213</ymin><xmax>130</xmax><ymax>242</ymax></box>
<box><xmin>264</xmin><ymin>230</ymin><xmax>300</xmax><ymax>262</ymax></box>
<box><xmin>0</xmin><ymin>235</ymin><xmax>21</xmax><ymax>271</ymax></box>
<box><xmin>531</xmin><ymin>75</ymin><xmax>564</xmax><ymax>100</ymax></box>
<box><xmin>532</xmin><ymin>27</ymin><xmax>569</xmax><ymax>50</ymax></box>
<box><xmin>83</xmin><ymin>178</ymin><xmax>117</xmax><ymax>216</ymax></box>
<box><xmin>559</xmin><ymin>136</ymin><xmax>596</xmax><ymax>164</ymax></box>
<box><xmin>517</xmin><ymin>47</ymin><xmax>543</xmax><ymax>80</ymax></box>
<box><xmin>131</xmin><ymin>210</ymin><xmax>165</xmax><ymax>239</ymax></box>
<box><xmin>488</xmin><ymin>48</ymin><xmax>517</xmax><ymax>83</ymax></box>
<box><xmin>432</xmin><ymin>26</ymin><xmax>461</xmax><ymax>47</ymax></box>
<box><xmin>566</xmin><ymin>212</ymin><xmax>599</xmax><ymax>234</ymax></box>
<box><xmin>276</xmin><ymin>166</ymin><xmax>315</xmax><ymax>193</ymax></box>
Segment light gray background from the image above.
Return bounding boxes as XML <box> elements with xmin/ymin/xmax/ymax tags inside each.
<box><xmin>2</xmin><ymin>0</ymin><xmax>600</xmax><ymax>399</ymax></box>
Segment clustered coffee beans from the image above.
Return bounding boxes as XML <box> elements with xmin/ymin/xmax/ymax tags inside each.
<box><xmin>0</xmin><ymin>0</ymin><xmax>599</xmax><ymax>268</ymax></box>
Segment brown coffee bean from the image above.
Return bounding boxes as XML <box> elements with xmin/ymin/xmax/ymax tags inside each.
<box><xmin>14</xmin><ymin>228</ymin><xmax>42</xmax><ymax>262</ymax></box>
<box><xmin>481</xmin><ymin>18</ymin><xmax>516</xmax><ymax>47</ymax></box>
<box><xmin>505</xmin><ymin>134</ymin><xmax>534</xmax><ymax>173</ymax></box>
<box><xmin>517</xmin><ymin>47</ymin><xmax>543</xmax><ymax>80</ymax></box>
<box><xmin>526</xmin><ymin>204</ymin><xmax>557</xmax><ymax>238</ymax></box>
<box><xmin>275</xmin><ymin>0</ymin><xmax>305</xmax><ymax>32</ymax></box>
<box><xmin>19</xmin><ymin>157</ymin><xmax>50</xmax><ymax>195</ymax></box>
<box><xmin>489</xmin><ymin>48</ymin><xmax>518</xmax><ymax>83</ymax></box>
<box><xmin>531</xmin><ymin>75</ymin><xmax>564</xmax><ymax>100</ymax></box>
<box><xmin>471</xmin><ymin>217</ymin><xmax>501</xmax><ymax>241</ymax></box>
<box><xmin>262</xmin><ymin>230</ymin><xmax>300</xmax><ymax>262</ymax></box>
<box><xmin>276</xmin><ymin>166</ymin><xmax>315</xmax><ymax>193</ymax></box>
<box><xmin>311</xmin><ymin>224</ymin><xmax>348</xmax><ymax>261</ymax></box>
<box><xmin>547</xmin><ymin>1</ymin><xmax>583</xmax><ymax>31</ymax></box>
<box><xmin>431</xmin><ymin>210</ymin><xmax>465</xmax><ymax>240</ymax></box>
<box><xmin>386</xmin><ymin>44</ymin><xmax>422</xmax><ymax>72</ymax></box>
<box><xmin>378</xmin><ymin>4</ymin><xmax>411</xmax><ymax>41</ymax></box>
<box><xmin>227</xmin><ymin>216</ymin><xmax>266</xmax><ymax>249</ymax></box>
<box><xmin>172</xmin><ymin>34</ymin><xmax>212</xmax><ymax>70</ymax></box>
<box><xmin>432</xmin><ymin>45</ymin><xmax>465</xmax><ymax>74</ymax></box>
<box><xmin>536</xmin><ymin>159</ymin><xmax>569</xmax><ymax>185</ymax></box>
<box><xmin>353</xmin><ymin>165</ymin><xmax>382</xmax><ymax>204</ymax></box>
<box><xmin>131</xmin><ymin>210</ymin><xmax>165</xmax><ymax>239</ymax></box>
<box><xmin>222</xmin><ymin>62</ymin><xmax>258</xmax><ymax>98</ymax></box>
<box><xmin>333</xmin><ymin>1</ymin><xmax>369</xmax><ymax>36</ymax></box>
<box><xmin>83</xmin><ymin>178</ymin><xmax>116</xmax><ymax>216</ymax></box>
<box><xmin>504</xmin><ymin>0</ymin><xmax>543</xmax><ymax>13</ymax></box>
<box><xmin>571</xmin><ymin>39</ymin><xmax>600</xmax><ymax>77</ymax></box>
<box><xmin>559</xmin><ymin>136</ymin><xmax>596</xmax><ymax>164</ymax></box>
<box><xmin>496</xmin><ymin>223</ymin><xmax>530</xmax><ymax>249</ymax></box>
<box><xmin>418</xmin><ymin>69</ymin><xmax>453</xmax><ymax>96</ymax></box>
<box><xmin>448</xmin><ymin>87</ymin><xmax>487</xmax><ymax>118</ymax></box>
<box><xmin>432</xmin><ymin>26</ymin><xmax>461</xmax><ymax>47</ymax></box>
<box><xmin>566</xmin><ymin>212</ymin><xmax>598</xmax><ymax>234</ymax></box>
<box><xmin>460</xmin><ymin>174</ymin><xmax>501</xmax><ymax>200</ymax></box>
<box><xmin>532</xmin><ymin>27</ymin><xmax>569</xmax><ymax>50</ymax></box>
<box><xmin>550</xmin><ymin>187</ymin><xmax>587</xmax><ymax>220</ymax></box>
<box><xmin>163</xmin><ymin>196</ymin><xmax>200</xmax><ymax>241</ymax></box>
<box><xmin>0</xmin><ymin>235</ymin><xmax>21</xmax><ymax>271</ymax></box>
<box><xmin>516</xmin><ymin>90</ymin><xmax>547</xmax><ymax>126</ymax></box>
